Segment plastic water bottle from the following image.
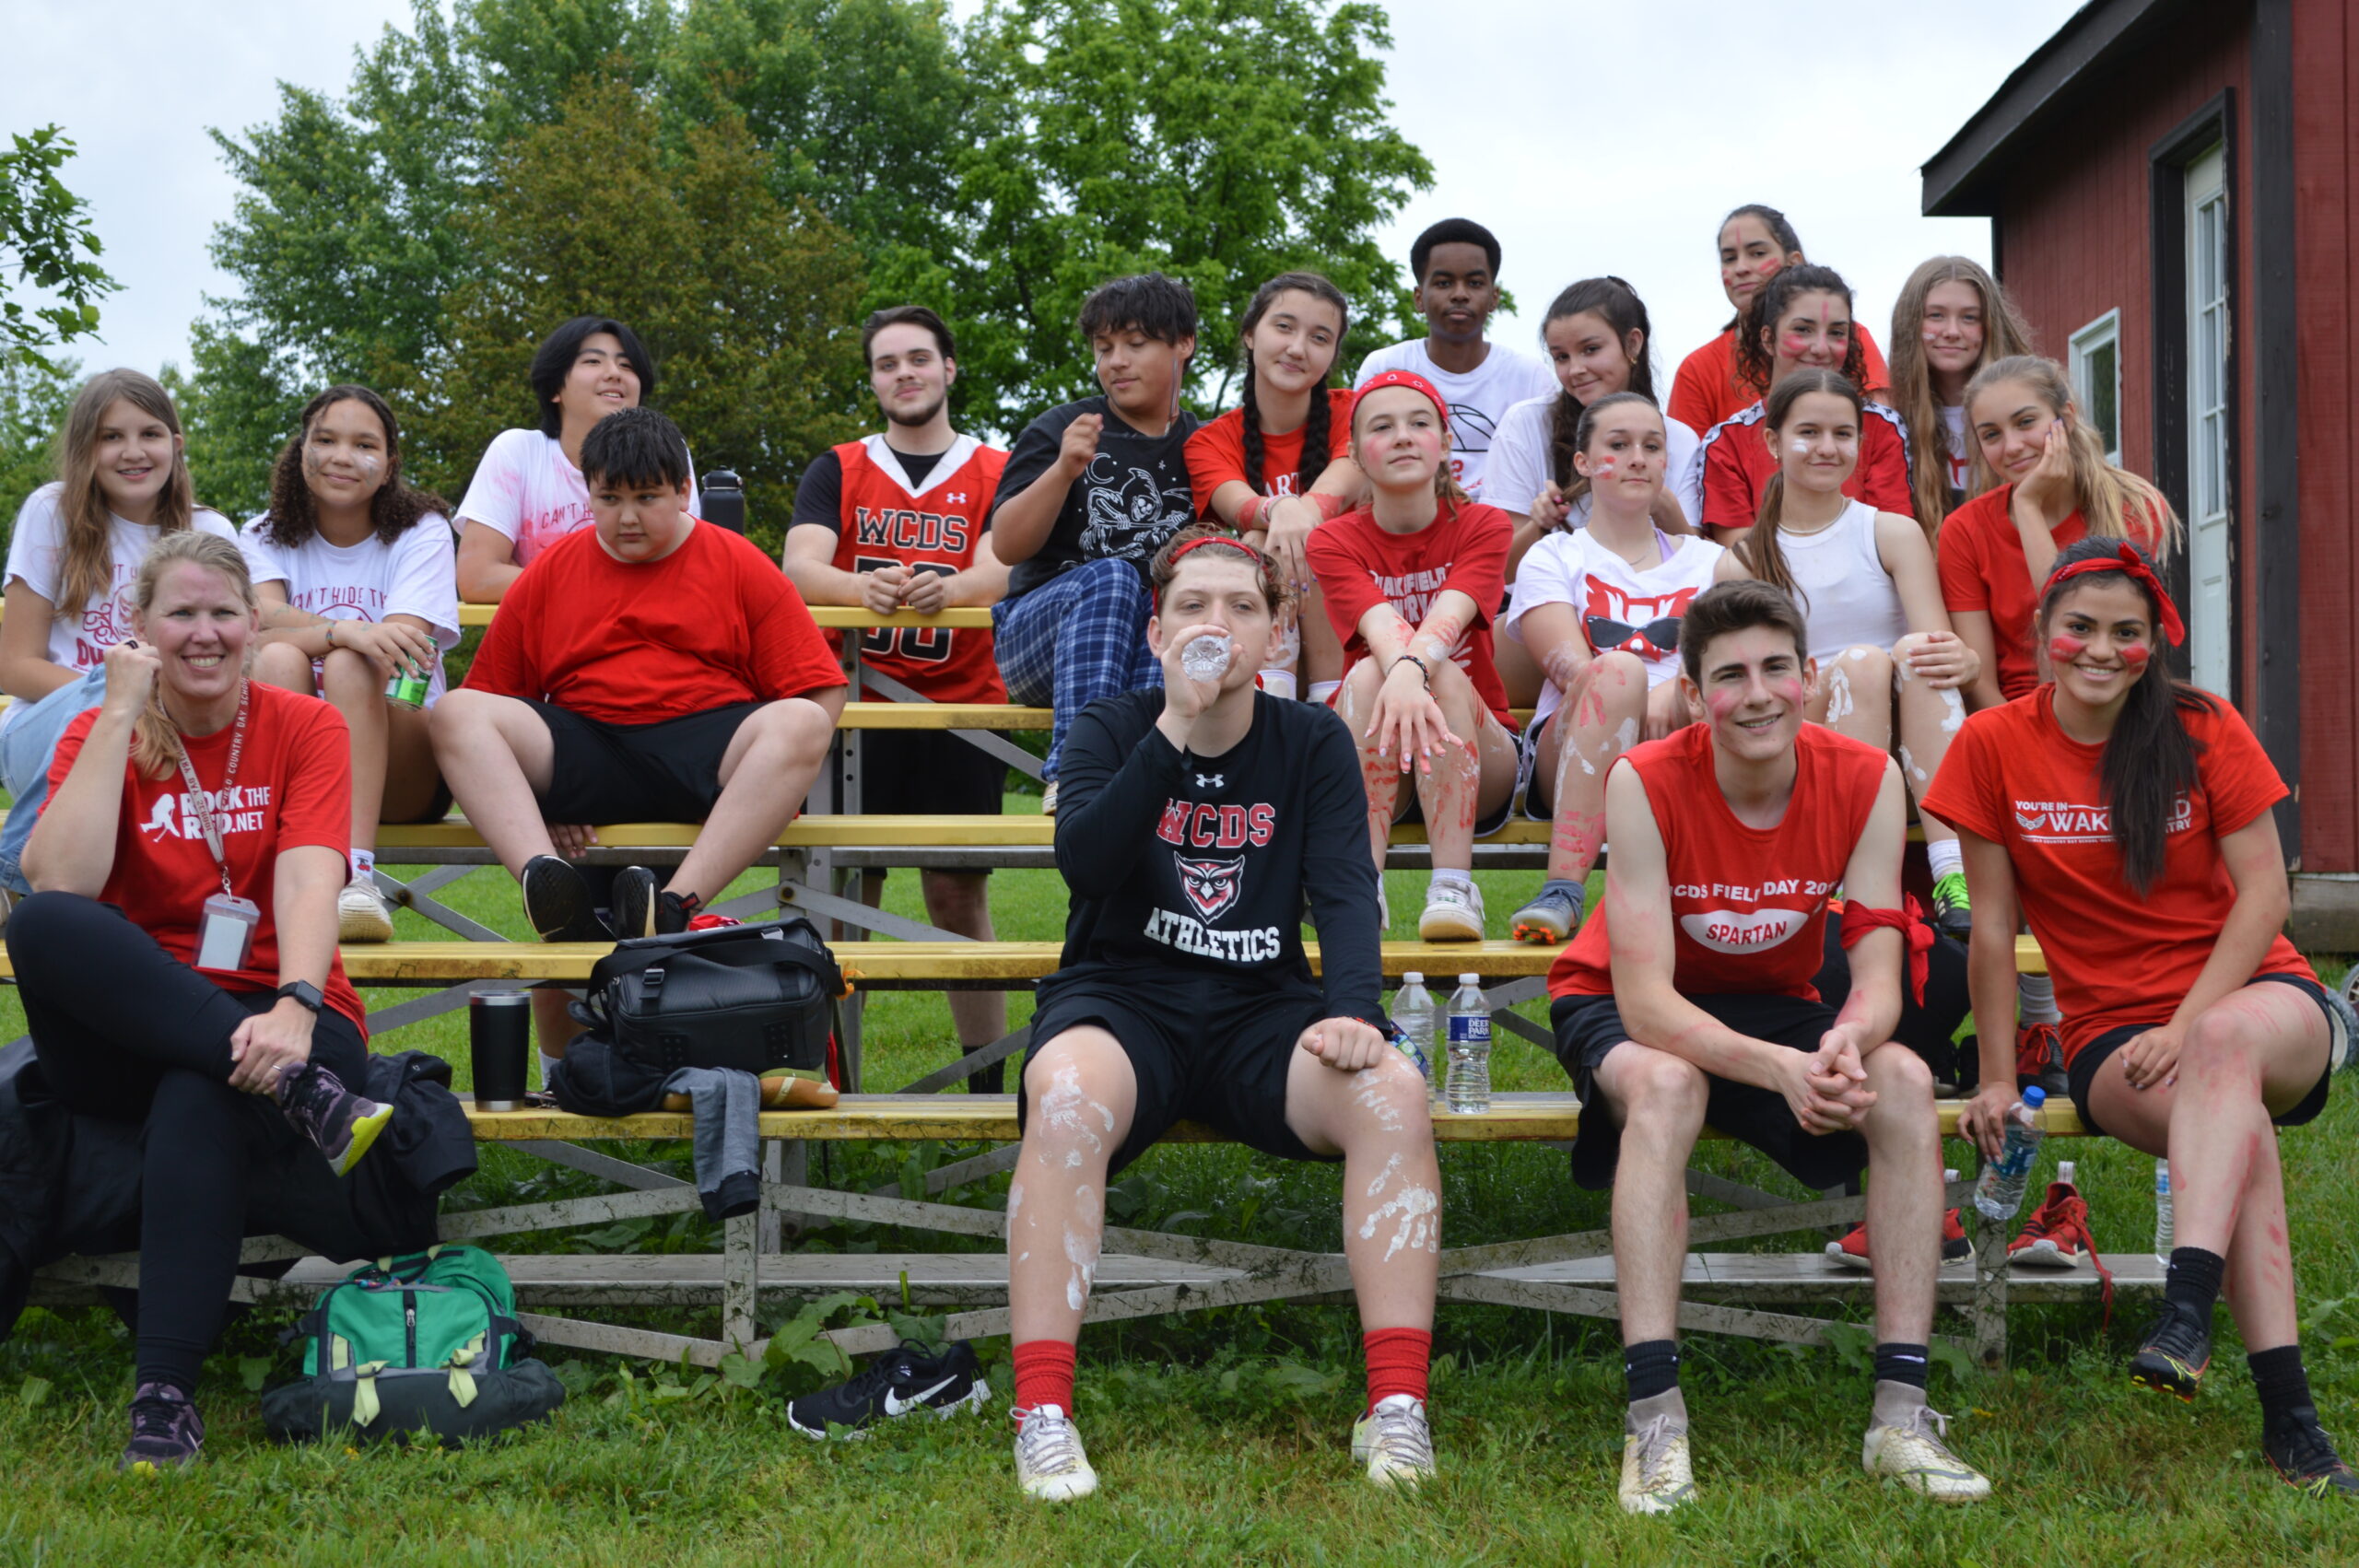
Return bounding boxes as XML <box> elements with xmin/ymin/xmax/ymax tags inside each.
<box><xmin>1388</xmin><ymin>973</ymin><xmax>1436</xmax><ymax>1098</ymax></box>
<box><xmin>1971</xmin><ymin>1085</ymin><xmax>2047</xmax><ymax>1221</ymax></box>
<box><xmin>2154</xmin><ymin>1158</ymin><xmax>2174</xmax><ymax>1260</ymax></box>
<box><xmin>1445</xmin><ymin>974</ymin><xmax>1492</xmax><ymax>1114</ymax></box>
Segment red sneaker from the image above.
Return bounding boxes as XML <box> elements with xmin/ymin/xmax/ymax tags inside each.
<box><xmin>2008</xmin><ymin>1179</ymin><xmax>2114</xmax><ymax>1322</ymax></box>
<box><xmin>2015</xmin><ymin>1021</ymin><xmax>2067</xmax><ymax>1094</ymax></box>
<box><xmin>1825</xmin><ymin>1210</ymin><xmax>1971</xmax><ymax>1271</ymax></box>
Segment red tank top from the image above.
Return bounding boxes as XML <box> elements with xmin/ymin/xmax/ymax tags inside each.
<box><xmin>1548</xmin><ymin>723</ymin><xmax>1889</xmax><ymax>1000</ymax></box>
<box><xmin>827</xmin><ymin>434</ymin><xmax>1010</xmax><ymax>704</ymax></box>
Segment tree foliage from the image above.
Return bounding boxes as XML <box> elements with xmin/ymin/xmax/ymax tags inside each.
<box><xmin>1</xmin><ymin>128</ymin><xmax>117</xmax><ymax>367</ymax></box>
<box><xmin>398</xmin><ymin>77</ymin><xmax>867</xmax><ymax>551</ymax></box>
<box><xmin>0</xmin><ymin>355</ymin><xmax>79</xmax><ymax>537</ymax></box>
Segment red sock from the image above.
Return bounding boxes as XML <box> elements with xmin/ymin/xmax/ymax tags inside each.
<box><xmin>1012</xmin><ymin>1340</ymin><xmax>1077</xmax><ymax>1420</ymax></box>
<box><xmin>1364</xmin><ymin>1327</ymin><xmax>1432</xmax><ymax>1411</ymax></box>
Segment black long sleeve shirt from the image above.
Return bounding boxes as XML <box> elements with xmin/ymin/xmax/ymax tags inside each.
<box><xmin>1044</xmin><ymin>689</ymin><xmax>1385</xmax><ymax>1029</ymax></box>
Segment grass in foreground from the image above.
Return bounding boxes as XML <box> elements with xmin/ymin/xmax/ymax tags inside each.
<box><xmin>4</xmin><ymin>801</ymin><xmax>2358</xmax><ymax>1564</ymax></box>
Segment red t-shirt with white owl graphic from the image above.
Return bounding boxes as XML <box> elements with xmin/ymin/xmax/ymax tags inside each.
<box><xmin>1548</xmin><ymin>722</ymin><xmax>1889</xmax><ymax>1001</ymax></box>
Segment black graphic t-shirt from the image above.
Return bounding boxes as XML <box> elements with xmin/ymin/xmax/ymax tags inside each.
<box><xmin>993</xmin><ymin>396</ymin><xmax>1202</xmax><ymax>600</ymax></box>
<box><xmin>1043</xmin><ymin>689</ymin><xmax>1384</xmax><ymax>1028</ymax></box>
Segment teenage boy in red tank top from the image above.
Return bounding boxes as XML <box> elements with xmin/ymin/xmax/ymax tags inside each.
<box><xmin>1545</xmin><ymin>579</ymin><xmax>1990</xmax><ymax>1513</ymax></box>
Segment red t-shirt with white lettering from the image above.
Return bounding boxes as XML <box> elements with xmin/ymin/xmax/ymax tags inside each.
<box><xmin>465</xmin><ymin>521</ymin><xmax>843</xmax><ymax>726</ymax></box>
<box><xmin>1549</xmin><ymin>723</ymin><xmax>1890</xmax><ymax>1000</ymax></box>
<box><xmin>1919</xmin><ymin>685</ymin><xmax>2310</xmax><ymax>1063</ymax></box>
<box><xmin>1184</xmin><ymin>390</ymin><xmax>1356</xmax><ymax>512</ymax></box>
<box><xmin>45</xmin><ymin>683</ymin><xmax>367</xmax><ymax>1030</ymax></box>
<box><xmin>1935</xmin><ymin>484</ymin><xmax>2166</xmax><ymax>702</ymax></box>
<box><xmin>1306</xmin><ymin>499</ymin><xmax>1517</xmax><ymax>729</ymax></box>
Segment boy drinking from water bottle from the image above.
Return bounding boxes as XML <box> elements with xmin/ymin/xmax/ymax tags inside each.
<box><xmin>1544</xmin><ymin>579</ymin><xmax>1990</xmax><ymax>1512</ymax></box>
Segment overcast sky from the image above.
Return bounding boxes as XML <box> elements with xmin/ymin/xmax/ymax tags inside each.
<box><xmin>17</xmin><ymin>0</ymin><xmax>2084</xmax><ymax>391</ymax></box>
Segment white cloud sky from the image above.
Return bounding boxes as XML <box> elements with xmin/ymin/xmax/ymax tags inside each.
<box><xmin>15</xmin><ymin>0</ymin><xmax>2083</xmax><ymax>394</ymax></box>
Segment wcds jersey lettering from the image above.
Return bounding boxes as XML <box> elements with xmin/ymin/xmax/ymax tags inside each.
<box><xmin>827</xmin><ymin>434</ymin><xmax>1010</xmax><ymax>704</ymax></box>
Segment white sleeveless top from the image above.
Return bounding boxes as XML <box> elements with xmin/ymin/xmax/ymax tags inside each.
<box><xmin>1777</xmin><ymin>498</ymin><xmax>1908</xmax><ymax>665</ymax></box>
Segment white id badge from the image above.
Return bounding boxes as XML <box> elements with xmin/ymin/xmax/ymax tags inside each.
<box><xmin>196</xmin><ymin>894</ymin><xmax>261</xmax><ymax>972</ymax></box>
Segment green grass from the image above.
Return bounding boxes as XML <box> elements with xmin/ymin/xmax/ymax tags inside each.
<box><xmin>6</xmin><ymin>801</ymin><xmax>2359</xmax><ymax>1563</ymax></box>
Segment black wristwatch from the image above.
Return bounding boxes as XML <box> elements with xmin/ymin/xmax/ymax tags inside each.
<box><xmin>275</xmin><ymin>980</ymin><xmax>325</xmax><ymax>1015</ymax></box>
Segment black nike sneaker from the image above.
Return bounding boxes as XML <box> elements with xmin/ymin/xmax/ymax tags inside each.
<box><xmin>785</xmin><ymin>1340</ymin><xmax>989</xmax><ymax>1439</ymax></box>
<box><xmin>2130</xmin><ymin>1298</ymin><xmax>2213</xmax><ymax>1402</ymax></box>
<box><xmin>522</xmin><ymin>855</ymin><xmax>611</xmax><ymax>943</ymax></box>
<box><xmin>2265</xmin><ymin>1406</ymin><xmax>2359</xmax><ymax>1498</ymax></box>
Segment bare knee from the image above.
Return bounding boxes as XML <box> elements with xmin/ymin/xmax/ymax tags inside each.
<box><xmin>920</xmin><ymin>870</ymin><xmax>992</xmax><ymax>932</ymax></box>
<box><xmin>1613</xmin><ymin>1047</ymin><xmax>1708</xmax><ymax>1129</ymax></box>
<box><xmin>2182</xmin><ymin>1005</ymin><xmax>2263</xmax><ymax>1084</ymax></box>
<box><xmin>1022</xmin><ymin>1034</ymin><xmax>1125</xmax><ymax>1169</ymax></box>
<box><xmin>252</xmin><ymin>641</ymin><xmax>314</xmax><ymax>691</ymax></box>
<box><xmin>1837</xmin><ymin>646</ymin><xmax>1893</xmax><ymax>685</ymax></box>
<box><xmin>1344</xmin><ymin>1051</ymin><xmax>1432</xmax><ymax>1140</ymax></box>
<box><xmin>1590</xmin><ymin>649</ymin><xmax>1649</xmax><ymax>699</ymax></box>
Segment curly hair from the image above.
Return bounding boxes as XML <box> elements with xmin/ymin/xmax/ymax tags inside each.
<box><xmin>1733</xmin><ymin>265</ymin><xmax>1867</xmax><ymax>404</ymax></box>
<box><xmin>259</xmin><ymin>385</ymin><xmax>448</xmax><ymax>551</ymax></box>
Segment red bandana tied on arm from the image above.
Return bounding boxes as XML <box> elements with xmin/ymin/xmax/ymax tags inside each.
<box><xmin>1838</xmin><ymin>895</ymin><xmax>1931</xmax><ymax>1006</ymax></box>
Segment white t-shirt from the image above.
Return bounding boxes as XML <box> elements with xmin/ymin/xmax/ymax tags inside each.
<box><xmin>1485</xmin><ymin>393</ymin><xmax>1704</xmax><ymax>532</ymax></box>
<box><xmin>454</xmin><ymin>427</ymin><xmax>699</xmax><ymax>569</ymax></box>
<box><xmin>240</xmin><ymin>512</ymin><xmax>463</xmax><ymax>706</ymax></box>
<box><xmin>1351</xmin><ymin>340</ymin><xmax>1555</xmax><ymax>499</ymax></box>
<box><xmin>1503</xmin><ymin>527</ymin><xmax>1724</xmax><ymax>727</ymax></box>
<box><xmin>1777</xmin><ymin>498</ymin><xmax>1910</xmax><ymax>667</ymax></box>
<box><xmin>3</xmin><ymin>483</ymin><xmax>238</xmax><ymax>731</ymax></box>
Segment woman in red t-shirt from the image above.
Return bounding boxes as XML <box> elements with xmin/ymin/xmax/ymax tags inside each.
<box><xmin>1941</xmin><ymin>355</ymin><xmax>2178</xmax><ymax>711</ymax></box>
<box><xmin>6</xmin><ymin>531</ymin><xmax>384</xmax><ymax>1472</ymax></box>
<box><xmin>1186</xmin><ymin>271</ymin><xmax>1364</xmax><ymax>700</ymax></box>
<box><xmin>1928</xmin><ymin>539</ymin><xmax>2357</xmax><ymax>1493</ymax></box>
<box><xmin>1666</xmin><ymin>204</ymin><xmax>1893</xmax><ymax>434</ymax></box>
<box><xmin>1306</xmin><ymin>370</ymin><xmax>1520</xmax><ymax>941</ymax></box>
<box><xmin>1695</xmin><ymin>266</ymin><xmax>1914</xmax><ymax>544</ymax></box>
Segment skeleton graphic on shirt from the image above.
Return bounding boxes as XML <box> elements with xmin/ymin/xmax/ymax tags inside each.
<box><xmin>1076</xmin><ymin>453</ymin><xmax>1193</xmax><ymax>564</ymax></box>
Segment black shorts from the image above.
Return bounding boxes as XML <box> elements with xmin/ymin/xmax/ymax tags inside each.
<box><xmin>1550</xmin><ymin>989</ymin><xmax>1870</xmax><ymax>1192</ymax></box>
<box><xmin>856</xmin><ymin>728</ymin><xmax>1008</xmax><ymax>818</ymax></box>
<box><xmin>2067</xmin><ymin>972</ymin><xmax>2347</xmax><ymax>1139</ymax></box>
<box><xmin>1017</xmin><ymin>971</ymin><xmax>1336</xmax><ymax>1176</ymax></box>
<box><xmin>527</xmin><ymin>700</ymin><xmax>766</xmax><ymax>824</ymax></box>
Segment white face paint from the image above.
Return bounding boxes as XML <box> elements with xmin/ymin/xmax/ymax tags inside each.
<box><xmin>1790</xmin><ymin>439</ymin><xmax>1813</xmax><ymax>457</ymax></box>
<box><xmin>1062</xmin><ymin>1186</ymin><xmax>1102</xmax><ymax>1312</ymax></box>
<box><xmin>1824</xmin><ymin>664</ymin><xmax>1855</xmax><ymax>725</ymax></box>
<box><xmin>1353</xmin><ymin>1067</ymin><xmax>1404</xmax><ymax>1133</ymax></box>
<box><xmin>1005</xmin><ymin>1180</ymin><xmax>1026</xmax><ymax>1240</ymax></box>
<box><xmin>1613</xmin><ymin>717</ymin><xmax>1638</xmax><ymax>753</ymax></box>
<box><xmin>1357</xmin><ymin>1181</ymin><xmax>1439</xmax><ymax>1264</ymax></box>
<box><xmin>1037</xmin><ymin>1062</ymin><xmax>1106</xmax><ymax>1170</ymax></box>
<box><xmin>1366</xmin><ymin>1151</ymin><xmax>1403</xmax><ymax>1199</ymax></box>
<box><xmin>1898</xmin><ymin>743</ymin><xmax>1928</xmax><ymax>786</ymax></box>
<box><xmin>1938</xmin><ymin>686</ymin><xmax>1966</xmax><ymax>733</ymax></box>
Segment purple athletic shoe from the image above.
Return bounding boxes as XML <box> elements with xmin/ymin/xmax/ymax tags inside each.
<box><xmin>274</xmin><ymin>1061</ymin><xmax>393</xmax><ymax>1177</ymax></box>
<box><xmin>120</xmin><ymin>1383</ymin><xmax>204</xmax><ymax>1472</ymax></box>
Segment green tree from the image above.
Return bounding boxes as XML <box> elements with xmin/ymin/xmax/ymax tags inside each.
<box><xmin>1</xmin><ymin>128</ymin><xmax>117</xmax><ymax>367</ymax></box>
<box><xmin>400</xmin><ymin>76</ymin><xmax>868</xmax><ymax>549</ymax></box>
<box><xmin>0</xmin><ymin>353</ymin><xmax>78</xmax><ymax>538</ymax></box>
<box><xmin>946</xmin><ymin>0</ymin><xmax>1431</xmax><ymax>427</ymax></box>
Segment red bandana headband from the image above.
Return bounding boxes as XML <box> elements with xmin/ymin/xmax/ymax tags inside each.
<box><xmin>1166</xmin><ymin>534</ymin><xmax>1269</xmax><ymax>569</ymax></box>
<box><xmin>2048</xmin><ymin>544</ymin><xmax>2186</xmax><ymax>646</ymax></box>
<box><xmin>1350</xmin><ymin>369</ymin><xmax>1449</xmax><ymax>434</ymax></box>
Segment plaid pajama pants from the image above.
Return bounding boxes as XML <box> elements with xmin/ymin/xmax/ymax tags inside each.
<box><xmin>992</xmin><ymin>557</ymin><xmax>1163</xmax><ymax>781</ymax></box>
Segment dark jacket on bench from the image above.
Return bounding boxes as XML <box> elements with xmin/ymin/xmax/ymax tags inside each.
<box><xmin>0</xmin><ymin>1042</ymin><xmax>476</xmax><ymax>1340</ymax></box>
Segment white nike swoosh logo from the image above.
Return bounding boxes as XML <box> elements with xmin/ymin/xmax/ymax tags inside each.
<box><xmin>884</xmin><ymin>1375</ymin><xmax>957</xmax><ymax>1416</ymax></box>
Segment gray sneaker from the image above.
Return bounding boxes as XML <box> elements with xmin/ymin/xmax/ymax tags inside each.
<box><xmin>119</xmin><ymin>1383</ymin><xmax>204</xmax><ymax>1473</ymax></box>
<box><xmin>1509</xmin><ymin>879</ymin><xmax>1586</xmax><ymax>945</ymax></box>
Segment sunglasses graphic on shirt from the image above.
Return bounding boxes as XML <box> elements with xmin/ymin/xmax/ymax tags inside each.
<box><xmin>1586</xmin><ymin>614</ymin><xmax>1683</xmax><ymax>661</ymax></box>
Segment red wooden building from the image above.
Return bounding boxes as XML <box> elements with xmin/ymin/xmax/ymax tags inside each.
<box><xmin>1922</xmin><ymin>0</ymin><xmax>2356</xmax><ymax>944</ymax></box>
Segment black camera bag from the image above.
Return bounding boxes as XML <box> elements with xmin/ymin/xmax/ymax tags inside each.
<box><xmin>571</xmin><ymin>919</ymin><xmax>840</xmax><ymax>1077</ymax></box>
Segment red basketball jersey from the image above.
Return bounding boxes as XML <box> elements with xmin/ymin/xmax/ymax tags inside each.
<box><xmin>827</xmin><ymin>434</ymin><xmax>1010</xmax><ymax>703</ymax></box>
<box><xmin>1549</xmin><ymin>723</ymin><xmax>1890</xmax><ymax>1000</ymax></box>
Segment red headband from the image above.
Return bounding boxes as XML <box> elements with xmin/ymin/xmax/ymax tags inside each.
<box><xmin>1351</xmin><ymin>369</ymin><xmax>1449</xmax><ymax>433</ymax></box>
<box><xmin>1166</xmin><ymin>535</ymin><xmax>1268</xmax><ymax>569</ymax></box>
<box><xmin>2048</xmin><ymin>544</ymin><xmax>2186</xmax><ymax>647</ymax></box>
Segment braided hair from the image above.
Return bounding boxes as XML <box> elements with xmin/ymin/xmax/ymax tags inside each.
<box><xmin>1733</xmin><ymin>264</ymin><xmax>1867</xmax><ymax>402</ymax></box>
<box><xmin>1539</xmin><ymin>276</ymin><xmax>1658</xmax><ymax>510</ymax></box>
<box><xmin>1237</xmin><ymin>271</ymin><xmax>1349</xmax><ymax>497</ymax></box>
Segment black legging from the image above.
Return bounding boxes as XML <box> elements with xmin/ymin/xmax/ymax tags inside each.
<box><xmin>6</xmin><ymin>892</ymin><xmax>368</xmax><ymax>1396</ymax></box>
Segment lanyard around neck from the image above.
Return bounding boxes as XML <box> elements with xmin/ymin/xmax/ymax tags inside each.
<box><xmin>170</xmin><ymin>680</ymin><xmax>251</xmax><ymax>899</ymax></box>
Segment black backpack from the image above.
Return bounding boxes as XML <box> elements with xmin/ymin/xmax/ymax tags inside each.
<box><xmin>572</xmin><ymin>918</ymin><xmax>841</xmax><ymax>1078</ymax></box>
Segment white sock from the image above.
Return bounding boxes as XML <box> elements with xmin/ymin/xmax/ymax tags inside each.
<box><xmin>2017</xmin><ymin>972</ymin><xmax>2060</xmax><ymax>1024</ymax></box>
<box><xmin>1926</xmin><ymin>839</ymin><xmax>1962</xmax><ymax>881</ymax></box>
<box><xmin>1308</xmin><ymin>680</ymin><xmax>1342</xmax><ymax>707</ymax></box>
<box><xmin>1429</xmin><ymin>868</ymin><xmax>1472</xmax><ymax>895</ymax></box>
<box><xmin>351</xmin><ymin>848</ymin><xmax>376</xmax><ymax>879</ymax></box>
<box><xmin>540</xmin><ymin>1050</ymin><xmax>565</xmax><ymax>1090</ymax></box>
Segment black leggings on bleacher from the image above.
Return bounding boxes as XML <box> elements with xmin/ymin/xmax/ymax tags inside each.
<box><xmin>6</xmin><ymin>893</ymin><xmax>368</xmax><ymax>1397</ymax></box>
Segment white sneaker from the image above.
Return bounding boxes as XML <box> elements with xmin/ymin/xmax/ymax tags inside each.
<box><xmin>1350</xmin><ymin>1394</ymin><xmax>1436</xmax><ymax>1488</ymax></box>
<box><xmin>1378</xmin><ymin>883</ymin><xmax>1391</xmax><ymax>933</ymax></box>
<box><xmin>1863</xmin><ymin>1404</ymin><xmax>1991</xmax><ymax>1503</ymax></box>
<box><xmin>1013</xmin><ymin>1404</ymin><xmax>1097</xmax><ymax>1501</ymax></box>
<box><xmin>1039</xmin><ymin>780</ymin><xmax>1060</xmax><ymax>816</ymax></box>
<box><xmin>1619</xmin><ymin>1411</ymin><xmax>1696</xmax><ymax>1515</ymax></box>
<box><xmin>337</xmin><ymin>869</ymin><xmax>395</xmax><ymax>942</ymax></box>
<box><xmin>1418</xmin><ymin>880</ymin><xmax>1485</xmax><ymax>942</ymax></box>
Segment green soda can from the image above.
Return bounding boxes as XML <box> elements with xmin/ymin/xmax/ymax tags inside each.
<box><xmin>385</xmin><ymin>664</ymin><xmax>430</xmax><ymax>708</ymax></box>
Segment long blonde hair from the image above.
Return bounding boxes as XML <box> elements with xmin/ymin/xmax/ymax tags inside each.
<box><xmin>128</xmin><ymin>532</ymin><xmax>256</xmax><ymax>781</ymax></box>
<box><xmin>52</xmin><ymin>370</ymin><xmax>200</xmax><ymax>622</ymax></box>
<box><xmin>1963</xmin><ymin>355</ymin><xmax>2182</xmax><ymax>554</ymax></box>
<box><xmin>1887</xmin><ymin>257</ymin><xmax>2036</xmax><ymax>536</ymax></box>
